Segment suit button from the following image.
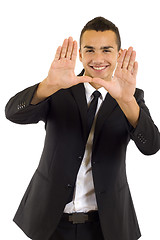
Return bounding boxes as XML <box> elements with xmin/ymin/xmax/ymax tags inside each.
<box><xmin>67</xmin><ymin>184</ymin><xmax>73</xmax><ymax>188</ymax></box>
<box><xmin>78</xmin><ymin>156</ymin><xmax>82</xmax><ymax>160</ymax></box>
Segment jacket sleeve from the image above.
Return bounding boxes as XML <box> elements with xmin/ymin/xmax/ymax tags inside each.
<box><xmin>126</xmin><ymin>88</ymin><xmax>160</xmax><ymax>155</ymax></box>
<box><xmin>5</xmin><ymin>83</ymin><xmax>51</xmax><ymax>124</ymax></box>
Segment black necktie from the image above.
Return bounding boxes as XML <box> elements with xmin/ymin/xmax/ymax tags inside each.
<box><xmin>87</xmin><ymin>91</ymin><xmax>101</xmax><ymax>137</ymax></box>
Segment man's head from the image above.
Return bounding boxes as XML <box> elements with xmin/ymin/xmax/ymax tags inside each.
<box><xmin>79</xmin><ymin>17</ymin><xmax>121</xmax><ymax>83</ymax></box>
<box><xmin>80</xmin><ymin>16</ymin><xmax>121</xmax><ymax>51</ymax></box>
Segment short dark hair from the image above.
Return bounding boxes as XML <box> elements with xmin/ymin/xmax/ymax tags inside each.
<box><xmin>80</xmin><ymin>16</ymin><xmax>121</xmax><ymax>51</ymax></box>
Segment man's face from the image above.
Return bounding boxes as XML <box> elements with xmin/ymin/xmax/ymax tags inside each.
<box><xmin>79</xmin><ymin>30</ymin><xmax>120</xmax><ymax>82</ymax></box>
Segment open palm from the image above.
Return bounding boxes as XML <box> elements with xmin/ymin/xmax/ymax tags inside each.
<box><xmin>92</xmin><ymin>47</ymin><xmax>138</xmax><ymax>103</ymax></box>
<box><xmin>47</xmin><ymin>37</ymin><xmax>91</xmax><ymax>90</ymax></box>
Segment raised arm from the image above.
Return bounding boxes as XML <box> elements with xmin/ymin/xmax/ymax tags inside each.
<box><xmin>92</xmin><ymin>47</ymin><xmax>160</xmax><ymax>154</ymax></box>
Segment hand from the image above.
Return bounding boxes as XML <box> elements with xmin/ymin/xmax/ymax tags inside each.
<box><xmin>92</xmin><ymin>47</ymin><xmax>138</xmax><ymax>103</ymax></box>
<box><xmin>46</xmin><ymin>37</ymin><xmax>91</xmax><ymax>91</ymax></box>
<box><xmin>31</xmin><ymin>37</ymin><xmax>91</xmax><ymax>104</ymax></box>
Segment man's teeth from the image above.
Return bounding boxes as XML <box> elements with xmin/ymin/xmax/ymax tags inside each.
<box><xmin>92</xmin><ymin>66</ymin><xmax>107</xmax><ymax>70</ymax></box>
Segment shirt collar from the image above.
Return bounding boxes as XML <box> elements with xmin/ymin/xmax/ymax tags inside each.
<box><xmin>84</xmin><ymin>82</ymin><xmax>107</xmax><ymax>102</ymax></box>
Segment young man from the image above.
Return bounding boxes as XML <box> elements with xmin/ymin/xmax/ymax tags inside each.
<box><xmin>5</xmin><ymin>17</ymin><xmax>160</xmax><ymax>240</ymax></box>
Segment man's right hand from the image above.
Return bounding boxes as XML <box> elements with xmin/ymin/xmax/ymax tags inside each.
<box><xmin>31</xmin><ymin>37</ymin><xmax>91</xmax><ymax>104</ymax></box>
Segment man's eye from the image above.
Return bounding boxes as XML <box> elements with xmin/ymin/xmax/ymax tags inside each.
<box><xmin>86</xmin><ymin>50</ymin><xmax>94</xmax><ymax>53</ymax></box>
<box><xmin>103</xmin><ymin>50</ymin><xmax>111</xmax><ymax>53</ymax></box>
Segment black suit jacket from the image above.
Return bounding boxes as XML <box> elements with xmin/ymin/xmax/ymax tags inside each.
<box><xmin>5</xmin><ymin>71</ymin><xmax>160</xmax><ymax>240</ymax></box>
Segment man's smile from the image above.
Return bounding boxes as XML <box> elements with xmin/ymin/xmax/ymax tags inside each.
<box><xmin>89</xmin><ymin>64</ymin><xmax>110</xmax><ymax>72</ymax></box>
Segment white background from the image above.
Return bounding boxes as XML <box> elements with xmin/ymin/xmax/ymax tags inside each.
<box><xmin>0</xmin><ymin>0</ymin><xmax>160</xmax><ymax>239</ymax></box>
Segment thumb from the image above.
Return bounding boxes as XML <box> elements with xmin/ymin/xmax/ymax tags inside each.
<box><xmin>92</xmin><ymin>78</ymin><xmax>111</xmax><ymax>90</ymax></box>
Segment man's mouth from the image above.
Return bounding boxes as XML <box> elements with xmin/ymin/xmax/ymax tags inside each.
<box><xmin>89</xmin><ymin>65</ymin><xmax>109</xmax><ymax>71</ymax></box>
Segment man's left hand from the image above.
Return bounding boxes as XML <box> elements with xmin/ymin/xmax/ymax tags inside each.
<box><xmin>92</xmin><ymin>47</ymin><xmax>138</xmax><ymax>104</ymax></box>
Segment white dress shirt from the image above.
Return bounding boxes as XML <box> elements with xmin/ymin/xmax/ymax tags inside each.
<box><xmin>64</xmin><ymin>82</ymin><xmax>107</xmax><ymax>213</ymax></box>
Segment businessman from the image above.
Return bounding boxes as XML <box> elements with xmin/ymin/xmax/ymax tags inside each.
<box><xmin>5</xmin><ymin>17</ymin><xmax>160</xmax><ymax>240</ymax></box>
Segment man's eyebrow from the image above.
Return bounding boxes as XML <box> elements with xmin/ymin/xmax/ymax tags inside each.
<box><xmin>100</xmin><ymin>46</ymin><xmax>114</xmax><ymax>50</ymax></box>
<box><xmin>84</xmin><ymin>46</ymin><xmax>95</xmax><ymax>49</ymax></box>
<box><xmin>83</xmin><ymin>45</ymin><xmax>114</xmax><ymax>50</ymax></box>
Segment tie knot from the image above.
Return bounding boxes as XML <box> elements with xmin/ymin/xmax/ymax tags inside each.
<box><xmin>92</xmin><ymin>91</ymin><xmax>101</xmax><ymax>99</ymax></box>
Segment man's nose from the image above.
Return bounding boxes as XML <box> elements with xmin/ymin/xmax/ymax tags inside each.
<box><xmin>92</xmin><ymin>53</ymin><xmax>105</xmax><ymax>64</ymax></box>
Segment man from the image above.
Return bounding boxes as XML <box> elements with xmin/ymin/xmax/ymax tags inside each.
<box><xmin>5</xmin><ymin>17</ymin><xmax>160</xmax><ymax>240</ymax></box>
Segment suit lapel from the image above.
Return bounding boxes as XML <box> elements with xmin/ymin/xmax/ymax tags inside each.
<box><xmin>93</xmin><ymin>93</ymin><xmax>118</xmax><ymax>148</ymax></box>
<box><xmin>71</xmin><ymin>83</ymin><xmax>88</xmax><ymax>142</ymax></box>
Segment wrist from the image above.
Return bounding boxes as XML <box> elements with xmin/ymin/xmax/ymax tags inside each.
<box><xmin>31</xmin><ymin>78</ymin><xmax>60</xmax><ymax>105</ymax></box>
<box><xmin>38</xmin><ymin>78</ymin><xmax>60</xmax><ymax>98</ymax></box>
<box><xmin>116</xmin><ymin>96</ymin><xmax>136</xmax><ymax>107</ymax></box>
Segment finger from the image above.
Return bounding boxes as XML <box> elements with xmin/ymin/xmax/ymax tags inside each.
<box><xmin>128</xmin><ymin>50</ymin><xmax>136</xmax><ymax>72</ymax></box>
<box><xmin>66</xmin><ymin>37</ymin><xmax>73</xmax><ymax>59</ymax></box>
<box><xmin>71</xmin><ymin>40</ymin><xmax>77</xmax><ymax>62</ymax></box>
<box><xmin>122</xmin><ymin>47</ymin><xmax>133</xmax><ymax>69</ymax></box>
<box><xmin>132</xmin><ymin>61</ymin><xmax>138</xmax><ymax>78</ymax></box>
<box><xmin>77</xmin><ymin>76</ymin><xmax>92</xmax><ymax>83</ymax></box>
<box><xmin>60</xmin><ymin>39</ymin><xmax>68</xmax><ymax>58</ymax></box>
<box><xmin>54</xmin><ymin>46</ymin><xmax>62</xmax><ymax>61</ymax></box>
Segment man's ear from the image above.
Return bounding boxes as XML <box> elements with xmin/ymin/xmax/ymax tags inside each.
<box><xmin>118</xmin><ymin>49</ymin><xmax>123</xmax><ymax>59</ymax></box>
<box><xmin>79</xmin><ymin>49</ymin><xmax>82</xmax><ymax>62</ymax></box>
